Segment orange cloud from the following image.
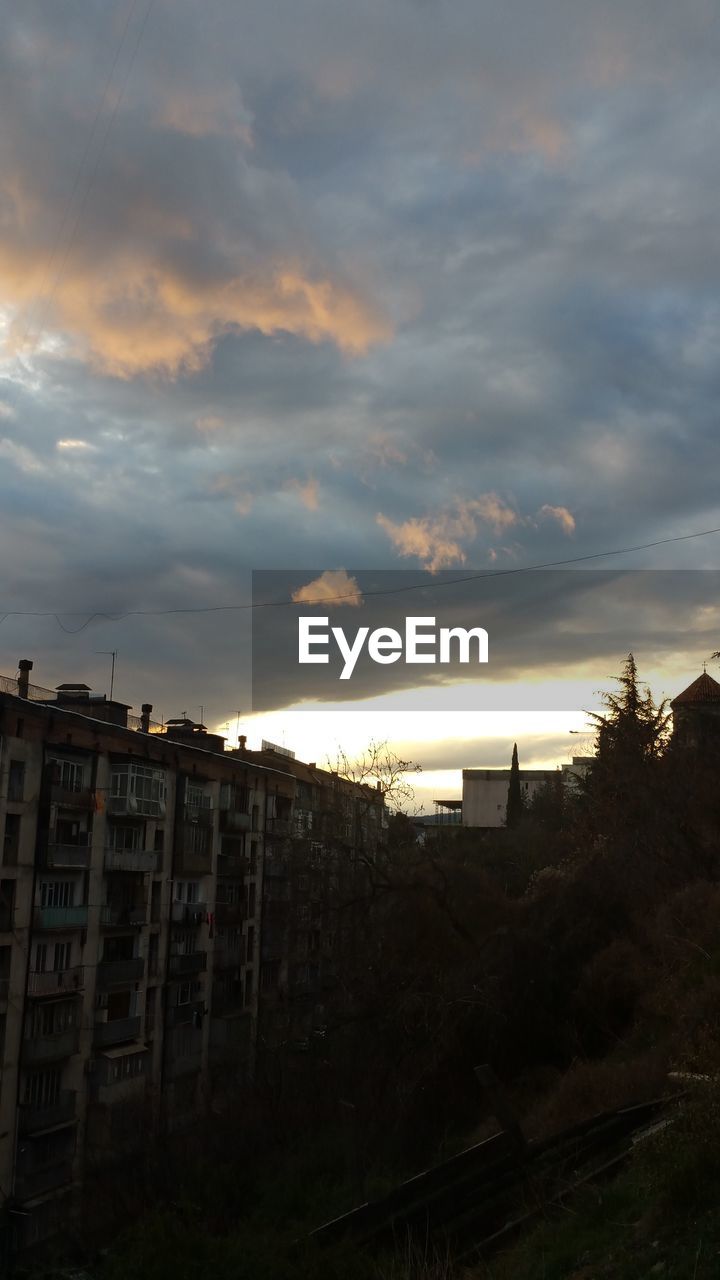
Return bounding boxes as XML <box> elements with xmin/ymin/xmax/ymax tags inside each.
<box><xmin>538</xmin><ymin>504</ymin><xmax>576</xmax><ymax>535</ymax></box>
<box><xmin>210</xmin><ymin>473</ymin><xmax>254</xmax><ymax>516</ymax></box>
<box><xmin>292</xmin><ymin>569</ymin><xmax>363</xmax><ymax>607</ymax></box>
<box><xmin>288</xmin><ymin>476</ymin><xmax>320</xmax><ymax>511</ymax></box>
<box><xmin>0</xmin><ymin>161</ymin><xmax>391</xmax><ymax>379</ymax></box>
<box><xmin>155</xmin><ymin>86</ymin><xmax>254</xmax><ymax>145</ymax></box>
<box><xmin>377</xmin><ymin>494</ymin><xmax>520</xmax><ymax>572</ymax></box>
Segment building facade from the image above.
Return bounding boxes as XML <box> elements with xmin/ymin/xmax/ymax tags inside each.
<box><xmin>0</xmin><ymin>664</ymin><xmax>292</xmax><ymax>1253</ymax></box>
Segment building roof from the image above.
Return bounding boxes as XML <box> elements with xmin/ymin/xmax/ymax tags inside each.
<box><xmin>671</xmin><ymin>671</ymin><xmax>720</xmax><ymax>707</ymax></box>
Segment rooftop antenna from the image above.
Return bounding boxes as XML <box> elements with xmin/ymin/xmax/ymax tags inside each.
<box><xmin>96</xmin><ymin>650</ymin><xmax>117</xmax><ymax>701</ymax></box>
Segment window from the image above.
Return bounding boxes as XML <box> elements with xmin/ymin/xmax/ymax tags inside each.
<box><xmin>40</xmin><ymin>881</ymin><xmax>74</xmax><ymax>909</ymax></box>
<box><xmin>247</xmin><ymin>882</ymin><xmax>256</xmax><ymax>918</ymax></box>
<box><xmin>251</xmin><ymin>804</ymin><xmax>259</xmax><ymax>832</ymax></box>
<box><xmin>110</xmin><ymin>763</ymin><xmax>166</xmax><ymax>814</ymax></box>
<box><xmin>0</xmin><ymin>880</ymin><xmax>16</xmax><ymax>930</ymax></box>
<box><xmin>186</xmin><ymin>824</ymin><xmax>209</xmax><ymax>857</ymax></box>
<box><xmin>106</xmin><ymin>823</ymin><xmax>142</xmax><ymax>852</ymax></box>
<box><xmin>175</xmin><ymin>881</ymin><xmax>201</xmax><ymax>906</ymax></box>
<box><xmin>246</xmin><ymin>926</ymin><xmax>255</xmax><ymax>963</ymax></box>
<box><xmin>50</xmin><ymin>758</ymin><xmax>85</xmax><ymax>792</ymax></box>
<box><xmin>8</xmin><ymin>760</ymin><xmax>25</xmax><ymax>802</ymax></box>
<box><xmin>150</xmin><ymin>880</ymin><xmax>162</xmax><ymax>925</ymax></box>
<box><xmin>153</xmin><ymin>828</ymin><xmax>164</xmax><ymax>853</ymax></box>
<box><xmin>53</xmin><ymin>942</ymin><xmax>71</xmax><ymax>972</ymax></box>
<box><xmin>244</xmin><ymin>969</ymin><xmax>253</xmax><ymax>1006</ymax></box>
<box><xmin>25</xmin><ymin>1068</ymin><xmax>62</xmax><ymax>1108</ymax></box>
<box><xmin>2</xmin><ymin>814</ymin><xmax>20</xmax><ymax>866</ymax></box>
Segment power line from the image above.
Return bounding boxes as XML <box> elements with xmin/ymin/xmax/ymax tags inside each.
<box><xmin>1</xmin><ymin>522</ymin><xmax>720</xmax><ymax>634</ymax></box>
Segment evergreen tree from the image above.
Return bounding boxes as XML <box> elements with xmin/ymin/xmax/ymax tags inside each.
<box><xmin>582</xmin><ymin>653</ymin><xmax>670</xmax><ymax>847</ymax></box>
<box><xmin>506</xmin><ymin>742</ymin><xmax>523</xmax><ymax>829</ymax></box>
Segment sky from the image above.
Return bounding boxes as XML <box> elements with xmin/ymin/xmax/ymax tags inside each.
<box><xmin>2</xmin><ymin>0</ymin><xmax>720</xmax><ymax>810</ymax></box>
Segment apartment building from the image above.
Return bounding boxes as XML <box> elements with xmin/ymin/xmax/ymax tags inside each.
<box><xmin>230</xmin><ymin>745</ymin><xmax>387</xmax><ymax>1055</ymax></box>
<box><xmin>0</xmin><ymin>663</ymin><xmax>292</xmax><ymax>1255</ymax></box>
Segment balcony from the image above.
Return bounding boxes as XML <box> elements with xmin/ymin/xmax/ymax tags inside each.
<box><xmin>107</xmin><ymin>794</ymin><xmax>165</xmax><ymax>819</ymax></box>
<box><xmin>219</xmin><ymin>809</ymin><xmax>250</xmax><ymax>834</ymax></box>
<box><xmin>22</xmin><ymin>1028</ymin><xmax>80</xmax><ymax>1065</ymax></box>
<box><xmin>166</xmin><ymin>998</ymin><xmax>204</xmax><ymax>1028</ymax></box>
<box><xmin>168</xmin><ymin>951</ymin><xmax>207</xmax><ymax>977</ymax></box>
<box><xmin>171</xmin><ymin>901</ymin><xmax>208</xmax><ymax>926</ymax></box>
<box><xmin>44</xmin><ymin>842</ymin><xmax>92</xmax><ymax>870</ymax></box>
<box><xmin>174</xmin><ymin>845</ymin><xmax>212</xmax><ymax>877</ymax></box>
<box><xmin>104</xmin><ymin>847</ymin><xmax>158</xmax><ymax>874</ymax></box>
<box><xmin>214</xmin><ymin>942</ymin><xmax>244</xmax><ymax>970</ymax></box>
<box><xmin>51</xmin><ymin>783</ymin><xmax>94</xmax><ymax>810</ymax></box>
<box><xmin>165</xmin><ymin>1048</ymin><xmax>203</xmax><ymax>1079</ymax></box>
<box><xmin>217</xmin><ymin>852</ymin><xmax>247</xmax><ymax>877</ymax></box>
<box><xmin>94</xmin><ymin>1015</ymin><xmax>142</xmax><ymax>1047</ymax></box>
<box><xmin>97</xmin><ymin>957</ymin><xmax>145</xmax><ymax>987</ymax></box>
<box><xmin>266</xmin><ymin>816</ymin><xmax>292</xmax><ymax>837</ymax></box>
<box><xmin>101</xmin><ymin>904</ymin><xmax>146</xmax><ymax>928</ymax></box>
<box><xmin>19</xmin><ymin>1091</ymin><xmax>76</xmax><ymax>1136</ymax></box>
<box><xmin>15</xmin><ymin>1161</ymin><xmax>74</xmax><ymax>1202</ymax></box>
<box><xmin>27</xmin><ymin>967</ymin><xmax>84</xmax><ymax>997</ymax></box>
<box><xmin>34</xmin><ymin>906</ymin><xmax>88</xmax><ymax>931</ymax></box>
<box><xmin>215</xmin><ymin>900</ymin><xmax>244</xmax><ymax>927</ymax></box>
<box><xmin>184</xmin><ymin>803</ymin><xmax>213</xmax><ymax>827</ymax></box>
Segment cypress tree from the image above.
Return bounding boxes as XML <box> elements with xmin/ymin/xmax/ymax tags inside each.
<box><xmin>506</xmin><ymin>742</ymin><xmax>523</xmax><ymax>828</ymax></box>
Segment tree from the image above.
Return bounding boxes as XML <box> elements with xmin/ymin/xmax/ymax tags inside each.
<box><xmin>505</xmin><ymin>742</ymin><xmax>523</xmax><ymax>829</ymax></box>
<box><xmin>580</xmin><ymin>653</ymin><xmax>670</xmax><ymax>851</ymax></box>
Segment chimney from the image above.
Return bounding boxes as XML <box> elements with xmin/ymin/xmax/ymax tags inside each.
<box><xmin>140</xmin><ymin>703</ymin><xmax>153</xmax><ymax>733</ymax></box>
<box><xmin>308</xmin><ymin>762</ymin><xmax>316</xmax><ymax>770</ymax></box>
<box><xmin>238</xmin><ymin>735</ymin><xmax>247</xmax><ymax>750</ymax></box>
<box><xmin>18</xmin><ymin>659</ymin><xmax>33</xmax><ymax>699</ymax></box>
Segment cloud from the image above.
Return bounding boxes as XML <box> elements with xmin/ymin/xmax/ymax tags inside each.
<box><xmin>195</xmin><ymin>415</ymin><xmax>226</xmax><ymax>434</ymax></box>
<box><xmin>288</xmin><ymin>476</ymin><xmax>320</xmax><ymax>511</ymax></box>
<box><xmin>3</xmin><ymin>249</ymin><xmax>391</xmax><ymax>378</ymax></box>
<box><xmin>538</xmin><ymin>504</ymin><xmax>576</xmax><ymax>535</ymax></box>
<box><xmin>366</xmin><ymin>432</ymin><xmax>409</xmax><ymax>467</ymax></box>
<box><xmin>56</xmin><ymin>438</ymin><xmax>95</xmax><ymax>451</ymax></box>
<box><xmin>210</xmin><ymin>473</ymin><xmax>255</xmax><ymax>516</ymax></box>
<box><xmin>377</xmin><ymin>495</ymin><xmax>520</xmax><ymax>571</ymax></box>
<box><xmin>291</xmin><ymin>569</ymin><xmax>363</xmax><ymax>607</ymax></box>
